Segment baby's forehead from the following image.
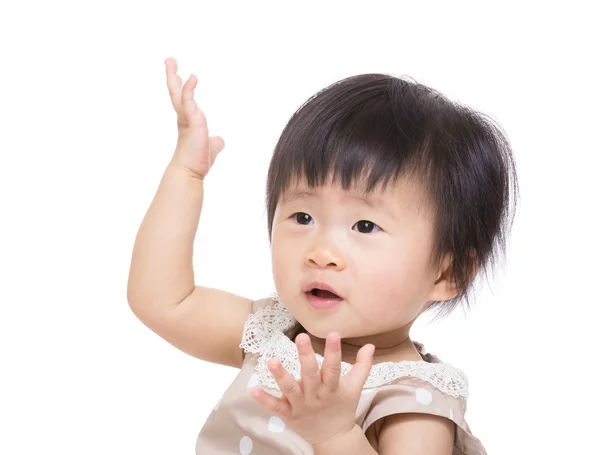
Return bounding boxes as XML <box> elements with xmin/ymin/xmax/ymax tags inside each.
<box><xmin>281</xmin><ymin>177</ymin><xmax>431</xmax><ymax>214</ymax></box>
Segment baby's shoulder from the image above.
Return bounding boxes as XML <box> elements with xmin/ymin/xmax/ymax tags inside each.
<box><xmin>248</xmin><ymin>294</ymin><xmax>283</xmax><ymax>313</ymax></box>
<box><xmin>360</xmin><ymin>368</ymin><xmax>484</xmax><ymax>454</ymax></box>
<box><xmin>239</xmin><ymin>294</ymin><xmax>298</xmax><ymax>353</ymax></box>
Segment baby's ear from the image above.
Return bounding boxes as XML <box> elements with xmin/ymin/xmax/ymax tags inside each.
<box><xmin>426</xmin><ymin>253</ymin><xmax>459</xmax><ymax>302</ymax></box>
<box><xmin>427</xmin><ymin>249</ymin><xmax>478</xmax><ymax>302</ymax></box>
<box><xmin>428</xmin><ymin>254</ymin><xmax>458</xmax><ymax>301</ymax></box>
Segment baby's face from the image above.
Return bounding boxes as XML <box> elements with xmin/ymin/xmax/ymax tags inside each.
<box><xmin>270</xmin><ymin>176</ymin><xmax>445</xmax><ymax>342</ymax></box>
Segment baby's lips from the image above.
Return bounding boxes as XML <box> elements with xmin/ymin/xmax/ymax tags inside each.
<box><xmin>302</xmin><ymin>281</ymin><xmax>343</xmax><ymax>299</ymax></box>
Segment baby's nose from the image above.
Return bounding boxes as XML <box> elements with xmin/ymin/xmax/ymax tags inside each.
<box><xmin>304</xmin><ymin>245</ymin><xmax>346</xmax><ymax>270</ymax></box>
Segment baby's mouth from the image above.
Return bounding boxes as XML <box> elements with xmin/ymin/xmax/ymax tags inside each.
<box><xmin>309</xmin><ymin>288</ymin><xmax>341</xmax><ymax>299</ymax></box>
<box><xmin>305</xmin><ymin>288</ymin><xmax>344</xmax><ymax>309</ymax></box>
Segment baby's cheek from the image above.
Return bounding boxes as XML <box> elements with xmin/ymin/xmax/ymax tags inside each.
<box><xmin>271</xmin><ymin>248</ymin><xmax>290</xmax><ymax>278</ymax></box>
<box><xmin>360</xmin><ymin>261</ymin><xmax>423</xmax><ymax>309</ymax></box>
<box><xmin>356</xmin><ymin>268</ymin><xmax>398</xmax><ymax>313</ymax></box>
<box><xmin>360</xmin><ymin>257</ymin><xmax>405</xmax><ymax>291</ymax></box>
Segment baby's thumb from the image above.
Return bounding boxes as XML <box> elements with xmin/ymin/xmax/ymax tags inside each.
<box><xmin>209</xmin><ymin>136</ymin><xmax>226</xmax><ymax>165</ymax></box>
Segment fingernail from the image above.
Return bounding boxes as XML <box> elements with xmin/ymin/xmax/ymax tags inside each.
<box><xmin>297</xmin><ymin>334</ymin><xmax>308</xmax><ymax>346</ymax></box>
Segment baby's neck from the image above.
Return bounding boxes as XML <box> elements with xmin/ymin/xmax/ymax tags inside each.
<box><xmin>306</xmin><ymin>330</ymin><xmax>424</xmax><ymax>365</ymax></box>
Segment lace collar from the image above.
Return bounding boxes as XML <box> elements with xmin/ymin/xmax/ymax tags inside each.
<box><xmin>240</xmin><ymin>293</ymin><xmax>469</xmax><ymax>399</ymax></box>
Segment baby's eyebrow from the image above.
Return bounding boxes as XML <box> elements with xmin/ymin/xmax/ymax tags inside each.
<box><xmin>281</xmin><ymin>190</ymin><xmax>385</xmax><ymax>210</ymax></box>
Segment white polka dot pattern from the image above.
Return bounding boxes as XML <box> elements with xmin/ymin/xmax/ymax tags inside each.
<box><xmin>268</xmin><ymin>416</ymin><xmax>285</xmax><ymax>432</ymax></box>
<box><xmin>239</xmin><ymin>435</ymin><xmax>253</xmax><ymax>454</ymax></box>
<box><xmin>415</xmin><ymin>387</ymin><xmax>433</xmax><ymax>405</ymax></box>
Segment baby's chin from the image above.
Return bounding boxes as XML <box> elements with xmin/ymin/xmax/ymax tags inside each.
<box><xmin>292</xmin><ymin>310</ymin><xmax>354</xmax><ymax>340</ymax></box>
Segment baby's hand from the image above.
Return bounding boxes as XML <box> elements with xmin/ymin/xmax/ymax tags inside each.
<box><xmin>251</xmin><ymin>333</ymin><xmax>375</xmax><ymax>447</ymax></box>
<box><xmin>164</xmin><ymin>57</ymin><xmax>225</xmax><ymax>179</ymax></box>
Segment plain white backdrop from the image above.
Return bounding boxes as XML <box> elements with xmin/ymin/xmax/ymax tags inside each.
<box><xmin>1</xmin><ymin>1</ymin><xmax>598</xmax><ymax>454</ymax></box>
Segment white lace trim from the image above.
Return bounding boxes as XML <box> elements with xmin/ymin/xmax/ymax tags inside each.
<box><xmin>239</xmin><ymin>294</ymin><xmax>469</xmax><ymax>399</ymax></box>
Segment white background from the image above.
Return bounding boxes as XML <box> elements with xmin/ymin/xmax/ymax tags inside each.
<box><xmin>1</xmin><ymin>1</ymin><xmax>598</xmax><ymax>454</ymax></box>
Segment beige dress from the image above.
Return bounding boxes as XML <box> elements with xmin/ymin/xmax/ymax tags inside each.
<box><xmin>195</xmin><ymin>295</ymin><xmax>487</xmax><ymax>454</ymax></box>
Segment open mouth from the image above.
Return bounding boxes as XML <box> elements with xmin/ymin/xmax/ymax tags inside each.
<box><xmin>309</xmin><ymin>288</ymin><xmax>341</xmax><ymax>299</ymax></box>
<box><xmin>303</xmin><ymin>282</ymin><xmax>344</xmax><ymax>309</ymax></box>
<box><xmin>305</xmin><ymin>286</ymin><xmax>344</xmax><ymax>309</ymax></box>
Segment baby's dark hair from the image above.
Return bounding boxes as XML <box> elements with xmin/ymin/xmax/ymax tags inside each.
<box><xmin>265</xmin><ymin>73</ymin><xmax>519</xmax><ymax>317</ymax></box>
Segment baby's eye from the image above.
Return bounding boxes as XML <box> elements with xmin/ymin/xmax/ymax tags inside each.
<box><xmin>293</xmin><ymin>212</ymin><xmax>313</xmax><ymax>225</ymax></box>
<box><xmin>353</xmin><ymin>220</ymin><xmax>382</xmax><ymax>234</ymax></box>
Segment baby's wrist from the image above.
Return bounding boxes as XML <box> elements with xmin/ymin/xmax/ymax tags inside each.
<box><xmin>167</xmin><ymin>159</ymin><xmax>206</xmax><ymax>182</ymax></box>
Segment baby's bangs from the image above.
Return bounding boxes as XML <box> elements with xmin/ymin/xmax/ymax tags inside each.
<box><xmin>275</xmin><ymin>100</ymin><xmax>429</xmax><ymax>198</ymax></box>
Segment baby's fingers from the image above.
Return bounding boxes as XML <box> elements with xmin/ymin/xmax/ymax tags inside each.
<box><xmin>347</xmin><ymin>344</ymin><xmax>375</xmax><ymax>389</ymax></box>
<box><xmin>251</xmin><ymin>387</ymin><xmax>292</xmax><ymax>419</ymax></box>
<box><xmin>165</xmin><ymin>58</ymin><xmax>207</xmax><ymax>130</ymax></box>
<box><xmin>165</xmin><ymin>57</ymin><xmax>183</xmax><ymax>111</ymax></box>
<box><xmin>180</xmin><ymin>74</ymin><xmax>207</xmax><ymax>129</ymax></box>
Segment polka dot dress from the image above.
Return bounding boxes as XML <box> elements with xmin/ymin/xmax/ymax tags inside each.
<box><xmin>194</xmin><ymin>296</ymin><xmax>488</xmax><ymax>455</ymax></box>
